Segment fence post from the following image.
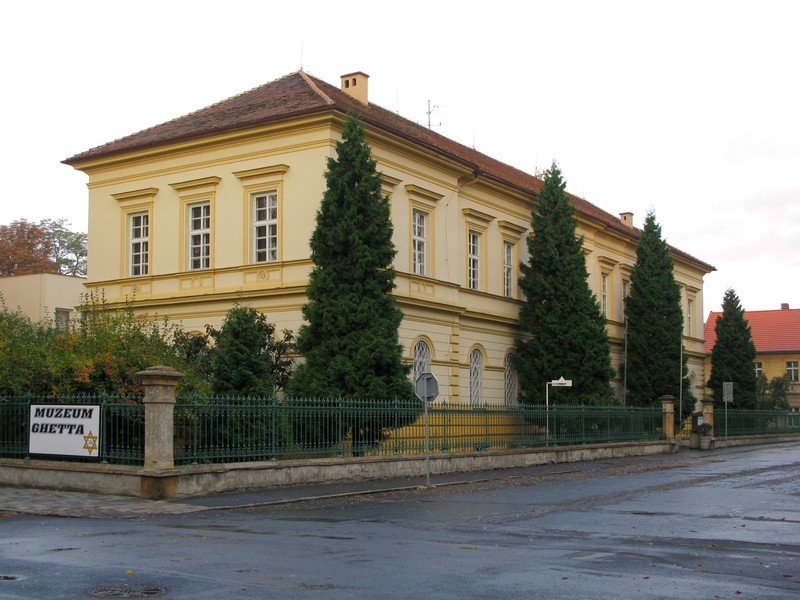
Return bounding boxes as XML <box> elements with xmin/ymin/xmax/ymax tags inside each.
<box><xmin>701</xmin><ymin>397</ymin><xmax>715</xmax><ymax>433</ymax></box>
<box><xmin>137</xmin><ymin>365</ymin><xmax>183</xmax><ymax>470</ymax></box>
<box><xmin>660</xmin><ymin>395</ymin><xmax>675</xmax><ymax>439</ymax></box>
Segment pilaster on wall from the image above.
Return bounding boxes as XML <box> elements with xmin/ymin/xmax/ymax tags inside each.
<box><xmin>449</xmin><ymin>322</ymin><xmax>461</xmax><ymax>402</ymax></box>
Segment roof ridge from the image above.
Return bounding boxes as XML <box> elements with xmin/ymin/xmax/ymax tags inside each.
<box><xmin>66</xmin><ymin>71</ymin><xmax>307</xmax><ymax>162</ymax></box>
<box><xmin>299</xmin><ymin>70</ymin><xmax>335</xmax><ymax>105</ymax></box>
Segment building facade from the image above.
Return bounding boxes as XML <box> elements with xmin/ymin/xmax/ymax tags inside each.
<box><xmin>64</xmin><ymin>71</ymin><xmax>713</xmax><ymax>405</ymax></box>
<box><xmin>0</xmin><ymin>273</ymin><xmax>85</xmax><ymax>329</ymax></box>
<box><xmin>704</xmin><ymin>304</ymin><xmax>800</xmax><ymax>409</ymax></box>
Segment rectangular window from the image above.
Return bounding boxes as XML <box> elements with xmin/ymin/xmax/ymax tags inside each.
<box><xmin>601</xmin><ymin>273</ymin><xmax>608</xmax><ymax>317</ymax></box>
<box><xmin>755</xmin><ymin>362</ymin><xmax>763</xmax><ymax>378</ymax></box>
<box><xmin>54</xmin><ymin>308</ymin><xmax>70</xmax><ymax>331</ymax></box>
<box><xmin>253</xmin><ymin>191</ymin><xmax>278</xmax><ymax>262</ymax></box>
<box><xmin>188</xmin><ymin>202</ymin><xmax>211</xmax><ymax>270</ymax></box>
<box><xmin>412</xmin><ymin>209</ymin><xmax>427</xmax><ymax>276</ymax></box>
<box><xmin>687</xmin><ymin>298</ymin><xmax>694</xmax><ymax>335</ymax></box>
<box><xmin>787</xmin><ymin>361</ymin><xmax>799</xmax><ymax>383</ymax></box>
<box><xmin>622</xmin><ymin>279</ymin><xmax>629</xmax><ymax>322</ymax></box>
<box><xmin>130</xmin><ymin>212</ymin><xmax>149</xmax><ymax>276</ymax></box>
<box><xmin>468</xmin><ymin>230</ymin><xmax>480</xmax><ymax>290</ymax></box>
<box><xmin>503</xmin><ymin>241</ymin><xmax>513</xmax><ymax>297</ymax></box>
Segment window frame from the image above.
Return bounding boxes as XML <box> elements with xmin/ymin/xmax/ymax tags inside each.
<box><xmin>251</xmin><ymin>190</ymin><xmax>279</xmax><ymax>264</ymax></box>
<box><xmin>467</xmin><ymin>229</ymin><xmax>482</xmax><ymax>291</ymax></box>
<box><xmin>601</xmin><ymin>272</ymin><xmax>609</xmax><ymax>317</ymax></box>
<box><xmin>128</xmin><ymin>211</ymin><xmax>150</xmax><ymax>277</ymax></box>
<box><xmin>502</xmin><ymin>240</ymin><xmax>514</xmax><ymax>298</ymax></box>
<box><xmin>504</xmin><ymin>353</ymin><xmax>518</xmax><ymax>406</ymax></box>
<box><xmin>787</xmin><ymin>361</ymin><xmax>799</xmax><ymax>383</ymax></box>
<box><xmin>411</xmin><ymin>208</ymin><xmax>428</xmax><ymax>276</ymax></box>
<box><xmin>187</xmin><ymin>201</ymin><xmax>211</xmax><ymax>271</ymax></box>
<box><xmin>412</xmin><ymin>338</ymin><xmax>432</xmax><ymax>381</ymax></box>
<box><xmin>469</xmin><ymin>347</ymin><xmax>484</xmax><ymax>406</ymax></box>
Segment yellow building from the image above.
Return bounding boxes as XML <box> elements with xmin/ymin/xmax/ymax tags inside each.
<box><xmin>0</xmin><ymin>273</ymin><xmax>85</xmax><ymax>329</ymax></box>
<box><xmin>704</xmin><ymin>304</ymin><xmax>800</xmax><ymax>408</ymax></box>
<box><xmin>64</xmin><ymin>70</ymin><xmax>714</xmax><ymax>405</ymax></box>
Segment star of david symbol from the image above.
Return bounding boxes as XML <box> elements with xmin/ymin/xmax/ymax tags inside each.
<box><xmin>82</xmin><ymin>431</ymin><xmax>99</xmax><ymax>455</ymax></box>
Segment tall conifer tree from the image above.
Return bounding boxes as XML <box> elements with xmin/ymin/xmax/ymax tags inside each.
<box><xmin>515</xmin><ymin>162</ymin><xmax>614</xmax><ymax>405</ymax></box>
<box><xmin>288</xmin><ymin>116</ymin><xmax>413</xmax><ymax>404</ymax></box>
<box><xmin>625</xmin><ymin>211</ymin><xmax>690</xmax><ymax>412</ymax></box>
<box><xmin>708</xmin><ymin>289</ymin><xmax>757</xmax><ymax>408</ymax></box>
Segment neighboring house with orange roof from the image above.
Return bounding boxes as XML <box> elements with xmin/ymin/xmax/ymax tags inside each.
<box><xmin>63</xmin><ymin>70</ymin><xmax>714</xmax><ymax>405</ymax></box>
<box><xmin>704</xmin><ymin>303</ymin><xmax>800</xmax><ymax>409</ymax></box>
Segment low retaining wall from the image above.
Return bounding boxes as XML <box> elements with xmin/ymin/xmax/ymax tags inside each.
<box><xmin>712</xmin><ymin>432</ymin><xmax>800</xmax><ymax>449</ymax></box>
<box><xmin>0</xmin><ymin>439</ymin><xmax>677</xmax><ymax>500</ymax></box>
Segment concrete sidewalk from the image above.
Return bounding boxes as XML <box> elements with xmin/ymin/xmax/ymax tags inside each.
<box><xmin>0</xmin><ymin>446</ymin><xmax>764</xmax><ymax>519</ymax></box>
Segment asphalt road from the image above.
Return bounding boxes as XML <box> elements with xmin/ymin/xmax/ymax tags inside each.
<box><xmin>1</xmin><ymin>443</ymin><xmax>799</xmax><ymax>599</ymax></box>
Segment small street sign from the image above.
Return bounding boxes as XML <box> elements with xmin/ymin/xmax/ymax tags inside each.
<box><xmin>550</xmin><ymin>377</ymin><xmax>573</xmax><ymax>387</ymax></box>
<box><xmin>723</xmin><ymin>381</ymin><xmax>733</xmax><ymax>404</ymax></box>
<box><xmin>415</xmin><ymin>372</ymin><xmax>439</xmax><ymax>403</ymax></box>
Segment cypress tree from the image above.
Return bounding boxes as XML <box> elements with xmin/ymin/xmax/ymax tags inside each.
<box><xmin>210</xmin><ymin>304</ymin><xmax>276</xmax><ymax>397</ymax></box>
<box><xmin>625</xmin><ymin>211</ymin><xmax>690</xmax><ymax>413</ymax></box>
<box><xmin>708</xmin><ymin>289</ymin><xmax>757</xmax><ymax>408</ymax></box>
<box><xmin>287</xmin><ymin>116</ymin><xmax>415</xmax><ymax>447</ymax></box>
<box><xmin>515</xmin><ymin>162</ymin><xmax>614</xmax><ymax>405</ymax></box>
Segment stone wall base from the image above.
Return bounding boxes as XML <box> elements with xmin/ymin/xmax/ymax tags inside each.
<box><xmin>711</xmin><ymin>432</ymin><xmax>800</xmax><ymax>449</ymax></box>
<box><xmin>0</xmin><ymin>439</ymin><xmax>678</xmax><ymax>500</ymax></box>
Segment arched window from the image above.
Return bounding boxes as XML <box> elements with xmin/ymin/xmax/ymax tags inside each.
<box><xmin>413</xmin><ymin>339</ymin><xmax>431</xmax><ymax>380</ymax></box>
<box><xmin>504</xmin><ymin>354</ymin><xmax>518</xmax><ymax>405</ymax></box>
<box><xmin>469</xmin><ymin>348</ymin><xmax>483</xmax><ymax>406</ymax></box>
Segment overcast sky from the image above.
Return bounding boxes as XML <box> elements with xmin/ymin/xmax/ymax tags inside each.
<box><xmin>2</xmin><ymin>0</ymin><xmax>798</xmax><ymax>314</ymax></box>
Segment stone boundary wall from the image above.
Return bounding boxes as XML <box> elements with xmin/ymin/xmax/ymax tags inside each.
<box><xmin>0</xmin><ymin>439</ymin><xmax>677</xmax><ymax>500</ymax></box>
<box><xmin>711</xmin><ymin>432</ymin><xmax>800</xmax><ymax>449</ymax></box>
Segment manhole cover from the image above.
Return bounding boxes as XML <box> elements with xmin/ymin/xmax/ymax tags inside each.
<box><xmin>0</xmin><ymin>575</ymin><xmax>19</xmax><ymax>581</ymax></box>
<box><xmin>88</xmin><ymin>586</ymin><xmax>167</xmax><ymax>598</ymax></box>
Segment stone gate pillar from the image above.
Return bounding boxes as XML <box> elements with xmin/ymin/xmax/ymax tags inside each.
<box><xmin>660</xmin><ymin>395</ymin><xmax>675</xmax><ymax>439</ymax></box>
<box><xmin>137</xmin><ymin>365</ymin><xmax>183</xmax><ymax>470</ymax></box>
<box><xmin>701</xmin><ymin>398</ymin><xmax>715</xmax><ymax>434</ymax></box>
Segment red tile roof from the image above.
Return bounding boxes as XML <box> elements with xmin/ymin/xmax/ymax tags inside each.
<box><xmin>704</xmin><ymin>308</ymin><xmax>800</xmax><ymax>354</ymax></box>
<box><xmin>64</xmin><ymin>70</ymin><xmax>714</xmax><ymax>271</ymax></box>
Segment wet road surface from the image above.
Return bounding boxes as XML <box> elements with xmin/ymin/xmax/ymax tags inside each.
<box><xmin>1</xmin><ymin>443</ymin><xmax>798</xmax><ymax>598</ymax></box>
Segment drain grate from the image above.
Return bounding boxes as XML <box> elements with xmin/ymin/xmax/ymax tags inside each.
<box><xmin>0</xmin><ymin>575</ymin><xmax>19</xmax><ymax>581</ymax></box>
<box><xmin>88</xmin><ymin>586</ymin><xmax>167</xmax><ymax>598</ymax></box>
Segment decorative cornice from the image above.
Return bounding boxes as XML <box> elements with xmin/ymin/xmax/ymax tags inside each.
<box><xmin>405</xmin><ymin>183</ymin><xmax>444</xmax><ymax>202</ymax></box>
<box><xmin>497</xmin><ymin>220</ymin><xmax>527</xmax><ymax>235</ymax></box>
<box><xmin>232</xmin><ymin>164</ymin><xmax>290</xmax><ymax>181</ymax></box>
<box><xmin>168</xmin><ymin>176</ymin><xmax>221</xmax><ymax>192</ymax></box>
<box><xmin>597</xmin><ymin>255</ymin><xmax>620</xmax><ymax>269</ymax></box>
<box><xmin>380</xmin><ymin>173</ymin><xmax>403</xmax><ymax>188</ymax></box>
<box><xmin>462</xmin><ymin>207</ymin><xmax>495</xmax><ymax>223</ymax></box>
<box><xmin>111</xmin><ymin>187</ymin><xmax>159</xmax><ymax>202</ymax></box>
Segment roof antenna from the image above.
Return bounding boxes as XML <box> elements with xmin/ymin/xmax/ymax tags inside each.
<box><xmin>427</xmin><ymin>100</ymin><xmax>441</xmax><ymax>129</ymax></box>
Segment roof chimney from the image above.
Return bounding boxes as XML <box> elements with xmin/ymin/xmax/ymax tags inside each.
<box><xmin>781</xmin><ymin>303</ymin><xmax>790</xmax><ymax>310</ymax></box>
<box><xmin>340</xmin><ymin>71</ymin><xmax>369</xmax><ymax>104</ymax></box>
<box><xmin>619</xmin><ymin>212</ymin><xmax>634</xmax><ymax>228</ymax></box>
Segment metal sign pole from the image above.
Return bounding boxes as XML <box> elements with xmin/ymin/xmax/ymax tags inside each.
<box><xmin>545</xmin><ymin>382</ymin><xmax>550</xmax><ymax>443</ymax></box>
<box><xmin>424</xmin><ymin>400</ymin><xmax>430</xmax><ymax>487</ymax></box>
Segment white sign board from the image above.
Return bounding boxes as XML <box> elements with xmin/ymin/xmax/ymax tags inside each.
<box><xmin>723</xmin><ymin>382</ymin><xmax>733</xmax><ymax>404</ymax></box>
<box><xmin>29</xmin><ymin>405</ymin><xmax>101</xmax><ymax>458</ymax></box>
<box><xmin>550</xmin><ymin>377</ymin><xmax>573</xmax><ymax>387</ymax></box>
